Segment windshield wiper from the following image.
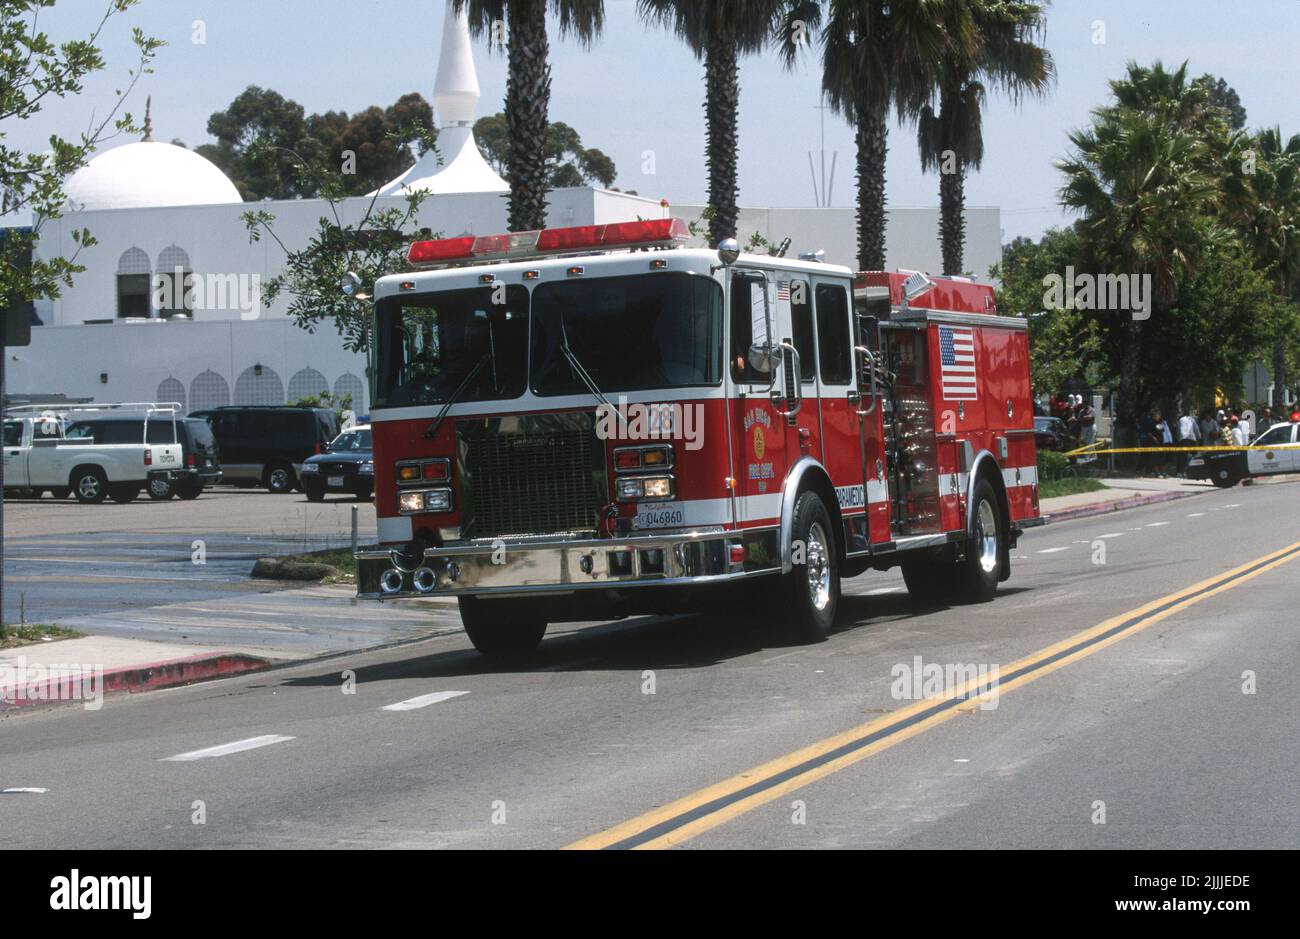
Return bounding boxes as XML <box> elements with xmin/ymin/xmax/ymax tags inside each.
<box><xmin>559</xmin><ymin>312</ymin><xmax>626</xmax><ymax>430</ymax></box>
<box><xmin>423</xmin><ymin>351</ymin><xmax>490</xmax><ymax>439</ymax></box>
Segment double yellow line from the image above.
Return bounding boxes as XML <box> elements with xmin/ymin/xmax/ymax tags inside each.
<box><xmin>566</xmin><ymin>538</ymin><xmax>1300</xmax><ymax>850</ymax></box>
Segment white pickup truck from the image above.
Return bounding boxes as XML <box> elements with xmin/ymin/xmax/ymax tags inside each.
<box><xmin>3</xmin><ymin>405</ymin><xmax>184</xmax><ymax>504</ymax></box>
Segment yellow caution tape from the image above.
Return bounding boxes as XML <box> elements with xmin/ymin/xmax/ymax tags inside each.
<box><xmin>1060</xmin><ymin>443</ymin><xmax>1294</xmax><ymax>458</ymax></box>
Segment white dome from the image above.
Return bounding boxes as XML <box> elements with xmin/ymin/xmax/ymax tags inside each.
<box><xmin>65</xmin><ymin>141</ymin><xmax>243</xmax><ymax>212</ymax></box>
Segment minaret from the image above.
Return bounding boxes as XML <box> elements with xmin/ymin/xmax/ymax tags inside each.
<box><xmin>374</xmin><ymin>1</ymin><xmax>507</xmax><ymax>196</ymax></box>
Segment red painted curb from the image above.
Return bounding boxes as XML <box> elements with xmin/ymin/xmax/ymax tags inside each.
<box><xmin>0</xmin><ymin>652</ymin><xmax>271</xmax><ymax>711</ymax></box>
<box><xmin>1042</xmin><ymin>489</ymin><xmax>1196</xmax><ymax>524</ymax></box>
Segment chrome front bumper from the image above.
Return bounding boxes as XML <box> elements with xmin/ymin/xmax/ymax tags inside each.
<box><xmin>356</xmin><ymin>528</ymin><xmax>781</xmax><ymax>599</ymax></box>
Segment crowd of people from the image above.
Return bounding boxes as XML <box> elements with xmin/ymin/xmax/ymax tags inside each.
<box><xmin>1142</xmin><ymin>403</ymin><xmax>1300</xmax><ymax>477</ymax></box>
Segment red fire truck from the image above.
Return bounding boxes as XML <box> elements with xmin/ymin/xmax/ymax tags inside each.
<box><xmin>355</xmin><ymin>218</ymin><xmax>1044</xmax><ymax>658</ymax></box>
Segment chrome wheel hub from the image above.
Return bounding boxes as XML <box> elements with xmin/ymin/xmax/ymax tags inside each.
<box><xmin>805</xmin><ymin>522</ymin><xmax>831</xmax><ymax>611</ymax></box>
<box><xmin>975</xmin><ymin>500</ymin><xmax>999</xmax><ymax>574</ymax></box>
<box><xmin>270</xmin><ymin>468</ymin><xmax>289</xmax><ymax>489</ymax></box>
<box><xmin>78</xmin><ymin>475</ymin><xmax>100</xmax><ymax>499</ymax></box>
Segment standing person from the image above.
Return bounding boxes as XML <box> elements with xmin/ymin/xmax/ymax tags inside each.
<box><xmin>1199</xmin><ymin>409</ymin><xmax>1219</xmax><ymax>447</ymax></box>
<box><xmin>1258</xmin><ymin>407</ymin><xmax>1274</xmax><ymax>434</ymax></box>
<box><xmin>1078</xmin><ymin>396</ymin><xmax>1096</xmax><ymax>449</ymax></box>
<box><xmin>1231</xmin><ymin>416</ymin><xmax>1248</xmax><ymax>447</ymax></box>
<box><xmin>1177</xmin><ymin>408</ymin><xmax>1201</xmax><ymax>477</ymax></box>
<box><xmin>1290</xmin><ymin>402</ymin><xmax>1300</xmax><ymax>423</ymax></box>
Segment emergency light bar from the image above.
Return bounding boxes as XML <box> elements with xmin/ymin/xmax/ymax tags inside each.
<box><xmin>407</xmin><ymin>217</ymin><xmax>689</xmax><ymax>267</ymax></box>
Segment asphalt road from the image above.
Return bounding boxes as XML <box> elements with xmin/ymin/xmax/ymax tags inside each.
<box><xmin>1</xmin><ymin>488</ymin><xmax>454</xmax><ymax>655</ymax></box>
<box><xmin>1</xmin><ymin>480</ymin><xmax>1297</xmax><ymax>849</ymax></box>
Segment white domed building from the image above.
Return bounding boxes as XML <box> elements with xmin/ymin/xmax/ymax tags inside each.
<box><xmin>64</xmin><ymin>114</ymin><xmax>244</xmax><ymax>213</ymax></box>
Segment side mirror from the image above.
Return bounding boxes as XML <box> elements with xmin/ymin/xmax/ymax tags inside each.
<box><xmin>717</xmin><ymin>238</ymin><xmax>740</xmax><ymax>266</ymax></box>
<box><xmin>748</xmin><ymin>341</ymin><xmax>781</xmax><ymax>374</ymax></box>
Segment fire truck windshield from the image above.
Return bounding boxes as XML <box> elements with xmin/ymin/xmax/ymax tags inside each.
<box><xmin>373</xmin><ymin>285</ymin><xmax>529</xmax><ymax>409</ymax></box>
<box><xmin>531</xmin><ymin>272</ymin><xmax>723</xmax><ymax>395</ymax></box>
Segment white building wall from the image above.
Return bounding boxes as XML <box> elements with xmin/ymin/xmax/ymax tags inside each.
<box><xmin>13</xmin><ymin>188</ymin><xmax>999</xmax><ymax>410</ymax></box>
<box><xmin>673</xmin><ymin>203</ymin><xmax>1002</xmax><ymax>278</ymax></box>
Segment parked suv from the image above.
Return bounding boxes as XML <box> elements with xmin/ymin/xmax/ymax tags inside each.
<box><xmin>189</xmin><ymin>406</ymin><xmax>339</xmax><ymax>493</ymax></box>
<box><xmin>146</xmin><ymin>417</ymin><xmax>223</xmax><ymax>499</ymax></box>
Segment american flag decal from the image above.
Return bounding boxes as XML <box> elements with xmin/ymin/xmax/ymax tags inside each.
<box><xmin>776</xmin><ymin>280</ymin><xmax>791</xmax><ymax>301</ymax></box>
<box><xmin>938</xmin><ymin>325</ymin><xmax>977</xmax><ymax>400</ymax></box>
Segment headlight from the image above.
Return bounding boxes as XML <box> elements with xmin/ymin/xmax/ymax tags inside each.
<box><xmin>615</xmin><ymin>475</ymin><xmax>675</xmax><ymax>501</ymax></box>
<box><xmin>360</xmin><ymin>461</ymin><xmax>373</xmax><ymax>473</ymax></box>
<box><xmin>1187</xmin><ymin>458</ymin><xmax>1204</xmax><ymax>466</ymax></box>
<box><xmin>300</xmin><ymin>463</ymin><xmax>319</xmax><ymax>473</ymax></box>
<box><xmin>398</xmin><ymin>488</ymin><xmax>453</xmax><ymax>515</ymax></box>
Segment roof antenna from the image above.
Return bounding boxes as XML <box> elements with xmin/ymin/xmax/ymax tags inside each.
<box><xmin>142</xmin><ymin>96</ymin><xmax>153</xmax><ymax>142</ymax></box>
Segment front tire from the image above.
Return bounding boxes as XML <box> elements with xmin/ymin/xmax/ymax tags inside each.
<box><xmin>176</xmin><ymin>482</ymin><xmax>203</xmax><ymax>500</ymax></box>
<box><xmin>303</xmin><ymin>481</ymin><xmax>325</xmax><ymax>502</ymax></box>
<box><xmin>1211</xmin><ymin>465</ymin><xmax>1239</xmax><ymax>488</ymax></box>
<box><xmin>458</xmin><ymin>596</ymin><xmax>547</xmax><ymax>661</ymax></box>
<box><xmin>782</xmin><ymin>491</ymin><xmax>839</xmax><ymax>641</ymax></box>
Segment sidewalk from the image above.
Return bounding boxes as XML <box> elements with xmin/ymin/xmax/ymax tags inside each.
<box><xmin>1041</xmin><ymin>475</ymin><xmax>1218</xmax><ymax>522</ymax></box>
<box><xmin>0</xmin><ymin>635</ymin><xmax>270</xmax><ymax>712</ymax></box>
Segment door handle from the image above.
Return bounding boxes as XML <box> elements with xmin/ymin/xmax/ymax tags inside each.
<box><xmin>854</xmin><ymin>345</ymin><xmax>878</xmax><ymax>416</ymax></box>
<box><xmin>775</xmin><ymin>340</ymin><xmax>802</xmax><ymax>419</ymax></box>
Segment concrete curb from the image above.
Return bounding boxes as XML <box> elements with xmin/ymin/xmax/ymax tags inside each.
<box><xmin>0</xmin><ymin>651</ymin><xmax>271</xmax><ymax>712</ymax></box>
<box><xmin>1043</xmin><ymin>488</ymin><xmax>1198</xmax><ymax>524</ymax></box>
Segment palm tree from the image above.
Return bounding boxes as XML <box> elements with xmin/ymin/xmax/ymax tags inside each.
<box><xmin>1226</xmin><ymin>127</ymin><xmax>1300</xmax><ymax>403</ymax></box>
<box><xmin>916</xmin><ymin>0</ymin><xmax>1054</xmax><ymax>274</ymax></box>
<box><xmin>456</xmin><ymin>0</ymin><xmax>605</xmax><ymax>232</ymax></box>
<box><xmin>639</xmin><ymin>0</ymin><xmax>796</xmax><ymax>247</ymax></box>
<box><xmin>1058</xmin><ymin>107</ymin><xmax>1218</xmax><ymax>444</ymax></box>
<box><xmin>784</xmin><ymin>1</ymin><xmax>947</xmax><ymax>270</ymax></box>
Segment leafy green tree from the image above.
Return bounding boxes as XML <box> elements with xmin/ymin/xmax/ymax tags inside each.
<box><xmin>915</xmin><ymin>0</ymin><xmax>1054</xmax><ymax>275</ymax></box>
<box><xmin>0</xmin><ymin>0</ymin><xmax>161</xmax><ymax>308</ymax></box>
<box><xmin>197</xmin><ymin>87</ymin><xmax>436</xmax><ymax>200</ymax></box>
<box><xmin>1191</xmin><ymin>73</ymin><xmax>1246</xmax><ymax>132</ymax></box>
<box><xmin>456</xmin><ymin>0</ymin><xmax>606</xmax><ymax>232</ymax></box>
<box><xmin>782</xmin><ymin>0</ymin><xmax>947</xmax><ymax>270</ymax></box>
<box><xmin>1058</xmin><ymin>65</ymin><xmax>1219</xmax><ymax>442</ymax></box>
<box><xmin>474</xmin><ymin>112</ymin><xmax>616</xmax><ymax>188</ymax></box>
<box><xmin>1223</xmin><ymin>126</ymin><xmax>1300</xmax><ymax>402</ymax></box>
<box><xmin>639</xmin><ymin>0</ymin><xmax>798</xmax><ymax>247</ymax></box>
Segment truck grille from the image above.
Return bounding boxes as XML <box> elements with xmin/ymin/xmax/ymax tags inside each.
<box><xmin>459</xmin><ymin>413</ymin><xmax>604</xmax><ymax>539</ymax></box>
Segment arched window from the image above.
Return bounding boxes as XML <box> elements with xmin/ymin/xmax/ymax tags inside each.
<box><xmin>234</xmin><ymin>364</ymin><xmax>284</xmax><ymax>406</ymax></box>
<box><xmin>287</xmin><ymin>367</ymin><xmax>329</xmax><ymax>403</ymax></box>
<box><xmin>155</xmin><ymin>245</ymin><xmax>194</xmax><ymax>318</ymax></box>
<box><xmin>333</xmin><ymin>372</ymin><xmax>366</xmax><ymax>413</ymax></box>
<box><xmin>189</xmin><ymin>370</ymin><xmax>231</xmax><ymax>412</ymax></box>
<box><xmin>117</xmin><ymin>247</ymin><xmax>151</xmax><ymax>318</ymax></box>
<box><xmin>157</xmin><ymin>377</ymin><xmax>186</xmax><ymax>412</ymax></box>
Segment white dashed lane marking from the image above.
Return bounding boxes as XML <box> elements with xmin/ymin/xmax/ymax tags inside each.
<box><xmin>1146</xmin><ymin>521</ymin><xmax>1170</xmax><ymax>527</ymax></box>
<box><xmin>1037</xmin><ymin>547</ymin><xmax>1070</xmax><ymax>554</ymax></box>
<box><xmin>2</xmin><ymin>788</ymin><xmax>49</xmax><ymax>794</ymax></box>
<box><xmin>162</xmin><ymin>735</ymin><xmax>295</xmax><ymax>762</ymax></box>
<box><xmin>1188</xmin><ymin>512</ymin><xmax>1206</xmax><ymax>517</ymax></box>
<box><xmin>381</xmin><ymin>690</ymin><xmax>469</xmax><ymax>712</ymax></box>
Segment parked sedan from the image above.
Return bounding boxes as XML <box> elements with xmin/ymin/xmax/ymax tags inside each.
<box><xmin>299</xmin><ymin>425</ymin><xmax>373</xmax><ymax>502</ymax></box>
<box><xmin>1187</xmin><ymin>421</ymin><xmax>1300</xmax><ymax>488</ymax></box>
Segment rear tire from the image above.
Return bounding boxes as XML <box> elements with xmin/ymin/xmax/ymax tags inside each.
<box><xmin>782</xmin><ymin>491</ymin><xmax>839</xmax><ymax>641</ymax></box>
<box><xmin>176</xmin><ymin>483</ymin><xmax>203</xmax><ymax>500</ymax></box>
<box><xmin>901</xmin><ymin>560</ymin><xmax>949</xmax><ymax>604</ymax></box>
<box><xmin>50</xmin><ymin>487</ymin><xmax>71</xmax><ymax>500</ymax></box>
<box><xmin>458</xmin><ymin>596</ymin><xmax>547</xmax><ymax>661</ymax></box>
<box><xmin>71</xmin><ymin>467</ymin><xmax>108</xmax><ymax>504</ymax></box>
<box><xmin>147</xmin><ymin>476</ymin><xmax>174</xmax><ymax>500</ymax></box>
<box><xmin>951</xmin><ymin>479</ymin><xmax>1004</xmax><ymax>603</ymax></box>
<box><xmin>264</xmin><ymin>462</ymin><xmax>296</xmax><ymax>493</ymax></box>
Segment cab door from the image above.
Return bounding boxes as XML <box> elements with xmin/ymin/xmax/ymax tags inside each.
<box><xmin>4</xmin><ymin>420</ymin><xmax>28</xmax><ymax>487</ymax></box>
<box><xmin>727</xmin><ymin>269</ymin><xmax>793</xmax><ymax>528</ymax></box>
<box><xmin>1247</xmin><ymin>423</ymin><xmax>1297</xmax><ymax>475</ymax></box>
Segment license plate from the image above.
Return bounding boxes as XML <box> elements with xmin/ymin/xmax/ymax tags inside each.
<box><xmin>328</xmin><ymin>475</ymin><xmax>344</xmax><ymax>487</ymax></box>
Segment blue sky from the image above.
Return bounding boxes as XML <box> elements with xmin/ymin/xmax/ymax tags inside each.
<box><xmin>11</xmin><ymin>0</ymin><xmax>1300</xmax><ymax>242</ymax></box>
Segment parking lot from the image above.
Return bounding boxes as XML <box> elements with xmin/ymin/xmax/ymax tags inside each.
<box><xmin>1</xmin><ymin>487</ymin><xmax>457</xmax><ymax>657</ymax></box>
